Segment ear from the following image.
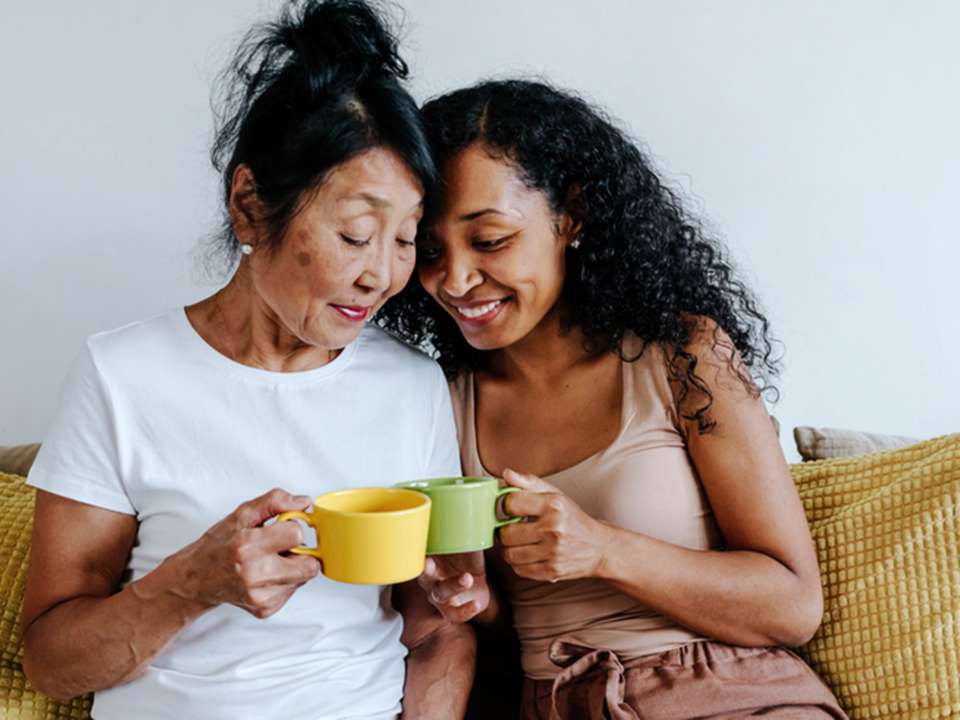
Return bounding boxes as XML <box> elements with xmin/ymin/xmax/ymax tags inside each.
<box><xmin>228</xmin><ymin>164</ymin><xmax>263</xmax><ymax>243</ymax></box>
<box><xmin>558</xmin><ymin>184</ymin><xmax>584</xmax><ymax>246</ymax></box>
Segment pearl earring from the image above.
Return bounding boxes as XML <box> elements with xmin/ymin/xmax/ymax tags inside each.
<box><xmin>570</xmin><ymin>238</ymin><xmax>581</xmax><ymax>249</ymax></box>
<box><xmin>239</xmin><ymin>243</ymin><xmax>254</xmax><ymax>256</ymax></box>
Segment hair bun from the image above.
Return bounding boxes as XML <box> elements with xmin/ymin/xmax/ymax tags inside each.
<box><xmin>277</xmin><ymin>0</ymin><xmax>407</xmax><ymax>93</ymax></box>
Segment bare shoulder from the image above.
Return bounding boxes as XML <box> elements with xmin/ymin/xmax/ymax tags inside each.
<box><xmin>662</xmin><ymin>315</ymin><xmax>762</xmax><ymax>434</ymax></box>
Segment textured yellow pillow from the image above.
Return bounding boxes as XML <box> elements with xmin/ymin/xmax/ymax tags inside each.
<box><xmin>793</xmin><ymin>434</ymin><xmax>960</xmax><ymax>719</ymax></box>
<box><xmin>0</xmin><ymin>471</ymin><xmax>92</xmax><ymax>719</ymax></box>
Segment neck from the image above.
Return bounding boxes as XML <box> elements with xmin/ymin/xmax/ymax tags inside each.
<box><xmin>487</xmin><ymin>306</ymin><xmax>601</xmax><ymax>385</ymax></box>
<box><xmin>188</xmin><ymin>266</ymin><xmax>337</xmax><ymax>372</ymax></box>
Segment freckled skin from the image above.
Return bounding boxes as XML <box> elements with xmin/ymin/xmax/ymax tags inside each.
<box><xmin>296</xmin><ymin>251</ymin><xmax>312</xmax><ymax>267</ymax></box>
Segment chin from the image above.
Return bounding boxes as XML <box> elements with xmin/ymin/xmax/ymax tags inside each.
<box><xmin>461</xmin><ymin>328</ymin><xmax>518</xmax><ymax>352</ymax></box>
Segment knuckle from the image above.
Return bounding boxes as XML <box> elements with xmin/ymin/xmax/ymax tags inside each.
<box><xmin>416</xmin><ymin>575</ymin><xmax>434</xmax><ymax>592</ymax></box>
<box><xmin>283</xmin><ymin>521</ymin><xmax>304</xmax><ymax>545</ymax></box>
<box><xmin>546</xmin><ymin>496</ymin><xmax>565</xmax><ymax>513</ymax></box>
<box><xmin>301</xmin><ymin>559</ymin><xmax>320</xmax><ymax>581</ymax></box>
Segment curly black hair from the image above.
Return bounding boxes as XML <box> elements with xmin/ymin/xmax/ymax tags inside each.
<box><xmin>377</xmin><ymin>79</ymin><xmax>781</xmax><ymax>433</ymax></box>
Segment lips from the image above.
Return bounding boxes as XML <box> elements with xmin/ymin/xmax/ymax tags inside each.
<box><xmin>330</xmin><ymin>304</ymin><xmax>370</xmax><ymax>322</ymax></box>
<box><xmin>449</xmin><ymin>297</ymin><xmax>510</xmax><ymax>326</ymax></box>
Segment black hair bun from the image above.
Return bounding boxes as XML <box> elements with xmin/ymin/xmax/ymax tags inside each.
<box><xmin>276</xmin><ymin>0</ymin><xmax>408</xmax><ymax>92</ymax></box>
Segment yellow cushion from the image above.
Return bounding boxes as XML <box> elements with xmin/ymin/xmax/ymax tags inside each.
<box><xmin>0</xmin><ymin>472</ymin><xmax>92</xmax><ymax>719</ymax></box>
<box><xmin>793</xmin><ymin>434</ymin><xmax>960</xmax><ymax>719</ymax></box>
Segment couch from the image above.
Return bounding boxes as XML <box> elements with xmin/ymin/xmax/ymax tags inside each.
<box><xmin>2</xmin><ymin>428</ymin><xmax>958</xmax><ymax>720</ymax></box>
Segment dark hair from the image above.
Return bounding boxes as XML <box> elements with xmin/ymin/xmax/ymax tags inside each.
<box><xmin>209</xmin><ymin>0</ymin><xmax>436</xmax><ymax>260</ymax></box>
<box><xmin>378</xmin><ymin>79</ymin><xmax>781</xmax><ymax>433</ymax></box>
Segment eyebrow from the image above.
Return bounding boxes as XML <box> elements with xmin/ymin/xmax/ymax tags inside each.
<box><xmin>345</xmin><ymin>192</ymin><xmax>391</xmax><ymax>209</ymax></box>
<box><xmin>459</xmin><ymin>208</ymin><xmax>518</xmax><ymax>221</ymax></box>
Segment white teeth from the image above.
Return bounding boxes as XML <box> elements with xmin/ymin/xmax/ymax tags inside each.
<box><xmin>456</xmin><ymin>300</ymin><xmax>502</xmax><ymax>319</ymax></box>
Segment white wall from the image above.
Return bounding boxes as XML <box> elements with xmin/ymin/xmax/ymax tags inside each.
<box><xmin>2</xmin><ymin>1</ymin><xmax>957</xmax><ymax>459</ymax></box>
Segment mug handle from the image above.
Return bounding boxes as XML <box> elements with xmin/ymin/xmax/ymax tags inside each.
<box><xmin>276</xmin><ymin>511</ymin><xmax>323</xmax><ymax>559</ymax></box>
<box><xmin>494</xmin><ymin>486</ymin><xmax>523</xmax><ymax>528</ymax></box>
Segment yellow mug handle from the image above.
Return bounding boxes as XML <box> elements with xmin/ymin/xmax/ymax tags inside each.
<box><xmin>276</xmin><ymin>510</ymin><xmax>323</xmax><ymax>559</ymax></box>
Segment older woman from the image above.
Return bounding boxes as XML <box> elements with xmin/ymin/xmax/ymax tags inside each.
<box><xmin>380</xmin><ymin>80</ymin><xmax>848</xmax><ymax>718</ymax></box>
<box><xmin>20</xmin><ymin>2</ymin><xmax>472</xmax><ymax>719</ymax></box>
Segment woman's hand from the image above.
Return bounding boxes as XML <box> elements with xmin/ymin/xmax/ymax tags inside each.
<box><xmin>172</xmin><ymin>488</ymin><xmax>321</xmax><ymax>618</ymax></box>
<box><xmin>417</xmin><ymin>551</ymin><xmax>489</xmax><ymax>622</ymax></box>
<box><xmin>500</xmin><ymin>469</ymin><xmax>613</xmax><ymax>583</ymax></box>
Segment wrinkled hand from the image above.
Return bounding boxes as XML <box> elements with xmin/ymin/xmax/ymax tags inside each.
<box><xmin>172</xmin><ymin>488</ymin><xmax>321</xmax><ymax>619</ymax></box>
<box><xmin>417</xmin><ymin>551</ymin><xmax>489</xmax><ymax>622</ymax></box>
<box><xmin>500</xmin><ymin>469</ymin><xmax>612</xmax><ymax>583</ymax></box>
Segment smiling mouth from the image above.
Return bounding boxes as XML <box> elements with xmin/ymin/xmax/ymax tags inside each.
<box><xmin>451</xmin><ymin>298</ymin><xmax>510</xmax><ymax>325</ymax></box>
<box><xmin>331</xmin><ymin>304</ymin><xmax>370</xmax><ymax>322</ymax></box>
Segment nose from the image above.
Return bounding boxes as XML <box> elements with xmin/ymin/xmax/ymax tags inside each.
<box><xmin>438</xmin><ymin>246</ymin><xmax>483</xmax><ymax>298</ymax></box>
<box><xmin>355</xmin><ymin>240</ymin><xmax>393</xmax><ymax>295</ymax></box>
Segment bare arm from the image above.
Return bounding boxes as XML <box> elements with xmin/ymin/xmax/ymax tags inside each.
<box><xmin>598</xmin><ymin>332</ymin><xmax>822</xmax><ymax>646</ymax></box>
<box><xmin>499</xmin><ymin>322</ymin><xmax>823</xmax><ymax>648</ymax></box>
<box><xmin>21</xmin><ymin>488</ymin><xmax>319</xmax><ymax>702</ymax></box>
<box><xmin>393</xmin><ymin>578</ymin><xmax>476</xmax><ymax>720</ymax></box>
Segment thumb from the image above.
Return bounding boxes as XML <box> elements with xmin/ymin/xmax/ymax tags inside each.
<box><xmin>503</xmin><ymin>468</ymin><xmax>555</xmax><ymax>493</ymax></box>
<box><xmin>422</xmin><ymin>556</ymin><xmax>439</xmax><ymax>579</ymax></box>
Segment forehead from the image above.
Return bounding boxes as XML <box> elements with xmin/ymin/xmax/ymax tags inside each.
<box><xmin>319</xmin><ymin>147</ymin><xmax>424</xmax><ymax>209</ymax></box>
<box><xmin>439</xmin><ymin>144</ymin><xmax>533</xmax><ymax>213</ymax></box>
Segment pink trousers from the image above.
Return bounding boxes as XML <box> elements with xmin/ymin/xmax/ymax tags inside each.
<box><xmin>520</xmin><ymin>639</ymin><xmax>849</xmax><ymax>720</ymax></box>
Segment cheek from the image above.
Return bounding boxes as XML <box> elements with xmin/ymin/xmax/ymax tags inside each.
<box><xmin>291</xmin><ymin>234</ymin><xmax>351</xmax><ymax>291</ymax></box>
<box><xmin>388</xmin><ymin>252</ymin><xmax>416</xmax><ymax>294</ymax></box>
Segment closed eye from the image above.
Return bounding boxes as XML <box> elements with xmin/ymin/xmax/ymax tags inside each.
<box><xmin>472</xmin><ymin>233</ymin><xmax>515</xmax><ymax>250</ymax></box>
<box><xmin>340</xmin><ymin>233</ymin><xmax>370</xmax><ymax>247</ymax></box>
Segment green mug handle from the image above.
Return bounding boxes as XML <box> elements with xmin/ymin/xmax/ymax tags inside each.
<box><xmin>494</xmin><ymin>486</ymin><xmax>523</xmax><ymax>528</ymax></box>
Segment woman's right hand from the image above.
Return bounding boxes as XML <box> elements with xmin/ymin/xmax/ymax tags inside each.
<box><xmin>172</xmin><ymin>488</ymin><xmax>321</xmax><ymax>619</ymax></box>
<box><xmin>417</xmin><ymin>551</ymin><xmax>490</xmax><ymax>623</ymax></box>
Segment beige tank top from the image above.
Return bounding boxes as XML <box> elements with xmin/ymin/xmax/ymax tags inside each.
<box><xmin>449</xmin><ymin>341</ymin><xmax>724</xmax><ymax>678</ymax></box>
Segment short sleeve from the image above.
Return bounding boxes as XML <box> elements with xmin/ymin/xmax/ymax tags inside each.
<box><xmin>423</xmin><ymin>364</ymin><xmax>462</xmax><ymax>479</ymax></box>
<box><xmin>27</xmin><ymin>341</ymin><xmax>136</xmax><ymax>515</ymax></box>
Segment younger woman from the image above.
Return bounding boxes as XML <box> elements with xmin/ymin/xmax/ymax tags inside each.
<box><xmin>382</xmin><ymin>80</ymin><xmax>847</xmax><ymax>719</ymax></box>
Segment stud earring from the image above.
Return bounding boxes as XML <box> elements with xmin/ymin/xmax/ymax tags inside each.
<box><xmin>239</xmin><ymin>243</ymin><xmax>254</xmax><ymax>256</ymax></box>
<box><xmin>570</xmin><ymin>237</ymin><xmax>581</xmax><ymax>250</ymax></box>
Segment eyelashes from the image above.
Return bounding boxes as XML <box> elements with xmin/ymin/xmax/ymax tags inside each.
<box><xmin>340</xmin><ymin>234</ymin><xmax>416</xmax><ymax>253</ymax></box>
<box><xmin>340</xmin><ymin>233</ymin><xmax>370</xmax><ymax>247</ymax></box>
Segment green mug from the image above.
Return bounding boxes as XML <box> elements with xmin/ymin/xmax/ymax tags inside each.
<box><xmin>394</xmin><ymin>476</ymin><xmax>523</xmax><ymax>554</ymax></box>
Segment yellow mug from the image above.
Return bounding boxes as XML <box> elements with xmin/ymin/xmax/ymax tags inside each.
<box><xmin>276</xmin><ymin>487</ymin><xmax>431</xmax><ymax>585</ymax></box>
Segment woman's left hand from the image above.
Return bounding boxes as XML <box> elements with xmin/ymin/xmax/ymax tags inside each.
<box><xmin>499</xmin><ymin>469</ymin><xmax>613</xmax><ymax>583</ymax></box>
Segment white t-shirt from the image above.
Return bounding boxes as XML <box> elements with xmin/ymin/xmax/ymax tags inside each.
<box><xmin>27</xmin><ymin>309</ymin><xmax>461</xmax><ymax>720</ymax></box>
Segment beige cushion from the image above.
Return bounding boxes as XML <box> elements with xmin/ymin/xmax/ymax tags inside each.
<box><xmin>0</xmin><ymin>445</ymin><xmax>40</xmax><ymax>478</ymax></box>
<box><xmin>794</xmin><ymin>426</ymin><xmax>918</xmax><ymax>461</ymax></box>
